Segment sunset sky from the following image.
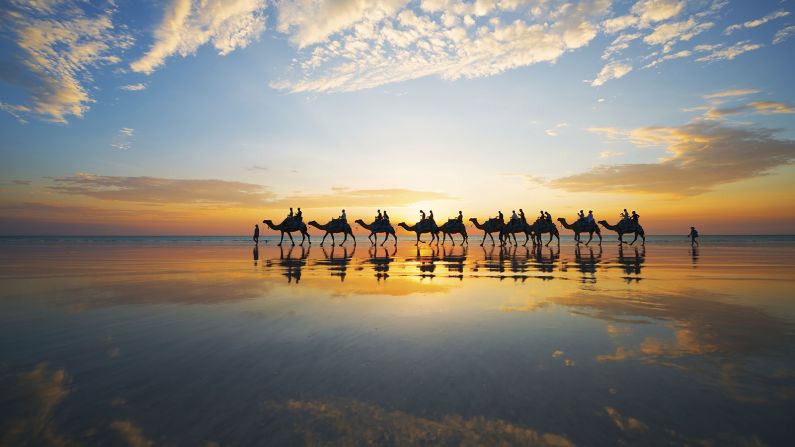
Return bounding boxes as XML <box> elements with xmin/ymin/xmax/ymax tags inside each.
<box><xmin>1</xmin><ymin>0</ymin><xmax>794</xmax><ymax>235</ymax></box>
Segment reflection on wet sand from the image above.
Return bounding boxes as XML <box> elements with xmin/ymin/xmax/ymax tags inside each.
<box><xmin>1</xmin><ymin>238</ymin><xmax>794</xmax><ymax>446</ymax></box>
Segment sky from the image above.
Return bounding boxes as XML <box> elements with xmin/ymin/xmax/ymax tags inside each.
<box><xmin>1</xmin><ymin>0</ymin><xmax>794</xmax><ymax>235</ymax></box>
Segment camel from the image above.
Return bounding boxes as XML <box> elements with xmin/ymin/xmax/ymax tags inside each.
<box><xmin>355</xmin><ymin>219</ymin><xmax>397</xmax><ymax>246</ymax></box>
<box><xmin>530</xmin><ymin>219</ymin><xmax>560</xmax><ymax>246</ymax></box>
<box><xmin>598</xmin><ymin>220</ymin><xmax>645</xmax><ymax>245</ymax></box>
<box><xmin>262</xmin><ymin>218</ymin><xmax>311</xmax><ymax>246</ymax></box>
<box><xmin>308</xmin><ymin>219</ymin><xmax>356</xmax><ymax>246</ymax></box>
<box><xmin>557</xmin><ymin>217</ymin><xmax>602</xmax><ymax>245</ymax></box>
<box><xmin>469</xmin><ymin>217</ymin><xmax>504</xmax><ymax>246</ymax></box>
<box><xmin>438</xmin><ymin>219</ymin><xmax>468</xmax><ymax>246</ymax></box>
<box><xmin>500</xmin><ymin>219</ymin><xmax>534</xmax><ymax>246</ymax></box>
<box><xmin>398</xmin><ymin>219</ymin><xmax>439</xmax><ymax>245</ymax></box>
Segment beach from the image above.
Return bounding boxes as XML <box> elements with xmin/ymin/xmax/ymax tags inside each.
<box><xmin>1</xmin><ymin>236</ymin><xmax>793</xmax><ymax>446</ymax></box>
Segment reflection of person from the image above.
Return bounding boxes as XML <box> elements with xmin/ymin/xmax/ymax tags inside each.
<box><xmin>689</xmin><ymin>226</ymin><xmax>699</xmax><ymax>246</ymax></box>
<box><xmin>253</xmin><ymin>224</ymin><xmax>259</xmax><ymax>244</ymax></box>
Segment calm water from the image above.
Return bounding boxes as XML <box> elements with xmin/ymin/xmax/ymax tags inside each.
<box><xmin>1</xmin><ymin>236</ymin><xmax>794</xmax><ymax>446</ymax></box>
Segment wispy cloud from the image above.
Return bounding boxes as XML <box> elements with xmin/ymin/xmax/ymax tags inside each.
<box><xmin>706</xmin><ymin>101</ymin><xmax>795</xmax><ymax>119</ymax></box>
<box><xmin>119</xmin><ymin>83</ymin><xmax>147</xmax><ymax>91</ymax></box>
<box><xmin>724</xmin><ymin>9</ymin><xmax>790</xmax><ymax>35</ymax></box>
<box><xmin>773</xmin><ymin>25</ymin><xmax>795</xmax><ymax>44</ymax></box>
<box><xmin>591</xmin><ymin>61</ymin><xmax>633</xmax><ymax>86</ymax></box>
<box><xmin>111</xmin><ymin>128</ymin><xmax>134</xmax><ymax>151</ymax></box>
<box><xmin>695</xmin><ymin>40</ymin><xmax>764</xmax><ymax>62</ymax></box>
<box><xmin>704</xmin><ymin>88</ymin><xmax>759</xmax><ymax>99</ymax></box>
<box><xmin>552</xmin><ymin>122</ymin><xmax>795</xmax><ymax>196</ymax></box>
<box><xmin>1</xmin><ymin>0</ymin><xmax>132</xmax><ymax>122</ymax></box>
<box><xmin>130</xmin><ymin>0</ymin><xmax>268</xmax><ymax>74</ymax></box>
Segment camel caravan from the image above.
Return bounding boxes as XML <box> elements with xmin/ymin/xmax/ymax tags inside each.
<box><xmin>260</xmin><ymin>207</ymin><xmax>645</xmax><ymax>247</ymax></box>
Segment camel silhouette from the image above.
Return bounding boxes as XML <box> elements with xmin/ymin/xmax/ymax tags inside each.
<box><xmin>262</xmin><ymin>218</ymin><xmax>311</xmax><ymax>246</ymax></box>
<box><xmin>598</xmin><ymin>220</ymin><xmax>645</xmax><ymax>245</ymax></box>
<box><xmin>398</xmin><ymin>219</ymin><xmax>439</xmax><ymax>245</ymax></box>
<box><xmin>355</xmin><ymin>219</ymin><xmax>397</xmax><ymax>246</ymax></box>
<box><xmin>500</xmin><ymin>219</ymin><xmax>534</xmax><ymax>247</ymax></box>
<box><xmin>438</xmin><ymin>219</ymin><xmax>468</xmax><ymax>246</ymax></box>
<box><xmin>469</xmin><ymin>217</ymin><xmax>504</xmax><ymax>246</ymax></box>
<box><xmin>558</xmin><ymin>217</ymin><xmax>602</xmax><ymax>245</ymax></box>
<box><xmin>308</xmin><ymin>219</ymin><xmax>356</xmax><ymax>246</ymax></box>
<box><xmin>529</xmin><ymin>219</ymin><xmax>560</xmax><ymax>246</ymax></box>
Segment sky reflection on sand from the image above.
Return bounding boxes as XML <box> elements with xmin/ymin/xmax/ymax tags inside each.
<box><xmin>0</xmin><ymin>238</ymin><xmax>794</xmax><ymax>446</ymax></box>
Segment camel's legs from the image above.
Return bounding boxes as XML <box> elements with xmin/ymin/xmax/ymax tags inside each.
<box><xmin>331</xmin><ymin>233</ymin><xmax>336</xmax><ymax>246</ymax></box>
<box><xmin>340</xmin><ymin>232</ymin><xmax>348</xmax><ymax>246</ymax></box>
<box><xmin>368</xmin><ymin>233</ymin><xmax>374</xmax><ymax>245</ymax></box>
<box><xmin>287</xmin><ymin>232</ymin><xmax>295</xmax><ymax>246</ymax></box>
<box><xmin>585</xmin><ymin>232</ymin><xmax>593</xmax><ymax>245</ymax></box>
<box><xmin>415</xmin><ymin>234</ymin><xmax>421</xmax><ymax>245</ymax></box>
<box><xmin>320</xmin><ymin>233</ymin><xmax>328</xmax><ymax>246</ymax></box>
<box><xmin>278</xmin><ymin>231</ymin><xmax>285</xmax><ymax>246</ymax></box>
<box><xmin>512</xmin><ymin>233</ymin><xmax>518</xmax><ymax>245</ymax></box>
<box><xmin>629</xmin><ymin>232</ymin><xmax>639</xmax><ymax>245</ymax></box>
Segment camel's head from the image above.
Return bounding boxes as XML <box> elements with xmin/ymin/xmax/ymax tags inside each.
<box><xmin>468</xmin><ymin>217</ymin><xmax>477</xmax><ymax>223</ymax></box>
<box><xmin>354</xmin><ymin>219</ymin><xmax>365</xmax><ymax>225</ymax></box>
<box><xmin>597</xmin><ymin>220</ymin><xmax>608</xmax><ymax>225</ymax></box>
<box><xmin>557</xmin><ymin>217</ymin><xmax>565</xmax><ymax>223</ymax></box>
<box><xmin>397</xmin><ymin>222</ymin><xmax>410</xmax><ymax>228</ymax></box>
<box><xmin>307</xmin><ymin>220</ymin><xmax>318</xmax><ymax>225</ymax></box>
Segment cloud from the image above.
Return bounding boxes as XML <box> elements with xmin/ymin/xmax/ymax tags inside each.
<box><xmin>130</xmin><ymin>0</ymin><xmax>267</xmax><ymax>74</ymax></box>
<box><xmin>591</xmin><ymin>61</ymin><xmax>633</xmax><ymax>86</ymax></box>
<box><xmin>48</xmin><ymin>173</ymin><xmax>276</xmax><ymax>205</ymax></box>
<box><xmin>773</xmin><ymin>25</ymin><xmax>795</xmax><ymax>44</ymax></box>
<box><xmin>1</xmin><ymin>0</ymin><xmax>132</xmax><ymax>122</ymax></box>
<box><xmin>599</xmin><ymin>150</ymin><xmax>624</xmax><ymax>158</ymax></box>
<box><xmin>724</xmin><ymin>9</ymin><xmax>789</xmax><ymax>35</ymax></box>
<box><xmin>120</xmin><ymin>83</ymin><xmax>147</xmax><ymax>91</ymax></box>
<box><xmin>111</xmin><ymin>127</ymin><xmax>134</xmax><ymax>151</ymax></box>
<box><xmin>695</xmin><ymin>40</ymin><xmax>763</xmax><ymax>62</ymax></box>
<box><xmin>273</xmin><ymin>188</ymin><xmax>453</xmax><ymax>208</ymax></box>
<box><xmin>273</xmin><ymin>0</ymin><xmax>612</xmax><ymax>93</ymax></box>
<box><xmin>601</xmin><ymin>0</ymin><xmax>684</xmax><ymax>33</ymax></box>
<box><xmin>643</xmin><ymin>17</ymin><xmax>714</xmax><ymax>49</ymax></box>
<box><xmin>602</xmin><ymin>33</ymin><xmax>641</xmax><ymax>59</ymax></box>
<box><xmin>643</xmin><ymin>49</ymin><xmax>690</xmax><ymax>68</ymax></box>
<box><xmin>703</xmin><ymin>88</ymin><xmax>759</xmax><ymax>99</ymax></box>
<box><xmin>551</xmin><ymin>122</ymin><xmax>795</xmax><ymax>195</ymax></box>
<box><xmin>705</xmin><ymin>101</ymin><xmax>795</xmax><ymax>119</ymax></box>
<box><xmin>545</xmin><ymin>129</ymin><xmax>558</xmax><ymax>136</ymax></box>
<box><xmin>110</xmin><ymin>420</ymin><xmax>154</xmax><ymax>447</ymax></box>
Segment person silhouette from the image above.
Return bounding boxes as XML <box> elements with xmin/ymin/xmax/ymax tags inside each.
<box><xmin>420</xmin><ymin>210</ymin><xmax>426</xmax><ymax>221</ymax></box>
<box><xmin>545</xmin><ymin>211</ymin><xmax>551</xmax><ymax>222</ymax></box>
<box><xmin>689</xmin><ymin>226</ymin><xmax>699</xmax><ymax>246</ymax></box>
<box><xmin>519</xmin><ymin>209</ymin><xmax>526</xmax><ymax>222</ymax></box>
<box><xmin>621</xmin><ymin>208</ymin><xmax>629</xmax><ymax>221</ymax></box>
<box><xmin>457</xmin><ymin>210</ymin><xmax>463</xmax><ymax>222</ymax></box>
<box><xmin>577</xmin><ymin>210</ymin><xmax>585</xmax><ymax>222</ymax></box>
<box><xmin>340</xmin><ymin>209</ymin><xmax>347</xmax><ymax>222</ymax></box>
<box><xmin>587</xmin><ymin>210</ymin><xmax>594</xmax><ymax>224</ymax></box>
<box><xmin>631</xmin><ymin>210</ymin><xmax>639</xmax><ymax>222</ymax></box>
<box><xmin>498</xmin><ymin>211</ymin><xmax>504</xmax><ymax>223</ymax></box>
<box><xmin>376</xmin><ymin>209</ymin><xmax>382</xmax><ymax>221</ymax></box>
<box><xmin>383</xmin><ymin>210</ymin><xmax>390</xmax><ymax>221</ymax></box>
<box><xmin>511</xmin><ymin>210</ymin><xmax>518</xmax><ymax>222</ymax></box>
<box><xmin>539</xmin><ymin>210</ymin><xmax>545</xmax><ymax>220</ymax></box>
<box><xmin>253</xmin><ymin>224</ymin><xmax>259</xmax><ymax>244</ymax></box>
<box><xmin>288</xmin><ymin>207</ymin><xmax>294</xmax><ymax>218</ymax></box>
<box><xmin>295</xmin><ymin>208</ymin><xmax>303</xmax><ymax>221</ymax></box>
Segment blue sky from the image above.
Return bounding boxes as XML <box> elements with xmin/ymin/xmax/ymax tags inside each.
<box><xmin>1</xmin><ymin>0</ymin><xmax>794</xmax><ymax>234</ymax></box>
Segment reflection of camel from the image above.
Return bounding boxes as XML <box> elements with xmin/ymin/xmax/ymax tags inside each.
<box><xmin>269</xmin><ymin>245</ymin><xmax>310</xmax><ymax>283</ymax></box>
<box><xmin>367</xmin><ymin>245</ymin><xmax>397</xmax><ymax>280</ymax></box>
<box><xmin>319</xmin><ymin>245</ymin><xmax>355</xmax><ymax>281</ymax></box>
<box><xmin>355</xmin><ymin>219</ymin><xmax>397</xmax><ymax>246</ymax></box>
<box><xmin>441</xmin><ymin>245</ymin><xmax>467</xmax><ymax>275</ymax></box>
<box><xmin>598</xmin><ymin>220</ymin><xmax>645</xmax><ymax>245</ymax></box>
<box><xmin>469</xmin><ymin>217</ymin><xmax>503</xmax><ymax>246</ymax></box>
<box><xmin>530</xmin><ymin>219</ymin><xmax>560</xmax><ymax>246</ymax></box>
<box><xmin>262</xmin><ymin>218</ymin><xmax>311</xmax><ymax>246</ymax></box>
<box><xmin>574</xmin><ymin>244</ymin><xmax>602</xmax><ymax>283</ymax></box>
<box><xmin>398</xmin><ymin>219</ymin><xmax>439</xmax><ymax>245</ymax></box>
<box><xmin>409</xmin><ymin>245</ymin><xmax>439</xmax><ymax>275</ymax></box>
<box><xmin>532</xmin><ymin>245</ymin><xmax>559</xmax><ymax>274</ymax></box>
<box><xmin>308</xmin><ymin>220</ymin><xmax>356</xmax><ymax>246</ymax></box>
<box><xmin>438</xmin><ymin>219</ymin><xmax>468</xmax><ymax>245</ymax></box>
<box><xmin>558</xmin><ymin>218</ymin><xmax>601</xmax><ymax>245</ymax></box>
<box><xmin>616</xmin><ymin>244</ymin><xmax>645</xmax><ymax>278</ymax></box>
<box><xmin>500</xmin><ymin>220</ymin><xmax>534</xmax><ymax>246</ymax></box>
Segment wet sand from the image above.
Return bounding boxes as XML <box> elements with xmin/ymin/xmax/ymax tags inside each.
<box><xmin>1</xmin><ymin>236</ymin><xmax>793</xmax><ymax>446</ymax></box>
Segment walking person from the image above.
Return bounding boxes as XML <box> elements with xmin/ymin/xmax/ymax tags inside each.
<box><xmin>689</xmin><ymin>226</ymin><xmax>699</xmax><ymax>246</ymax></box>
<box><xmin>253</xmin><ymin>224</ymin><xmax>260</xmax><ymax>244</ymax></box>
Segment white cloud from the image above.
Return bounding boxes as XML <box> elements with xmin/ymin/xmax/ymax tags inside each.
<box><xmin>601</xmin><ymin>0</ymin><xmax>683</xmax><ymax>33</ymax></box>
<box><xmin>274</xmin><ymin>0</ymin><xmax>612</xmax><ymax>93</ymax></box>
<box><xmin>130</xmin><ymin>0</ymin><xmax>267</xmax><ymax>74</ymax></box>
<box><xmin>695</xmin><ymin>41</ymin><xmax>763</xmax><ymax>62</ymax></box>
<box><xmin>602</xmin><ymin>32</ymin><xmax>641</xmax><ymax>59</ymax></box>
<box><xmin>643</xmin><ymin>18</ymin><xmax>714</xmax><ymax>49</ymax></box>
<box><xmin>591</xmin><ymin>61</ymin><xmax>633</xmax><ymax>86</ymax></box>
<box><xmin>704</xmin><ymin>88</ymin><xmax>759</xmax><ymax>99</ymax></box>
<box><xmin>643</xmin><ymin>49</ymin><xmax>690</xmax><ymax>68</ymax></box>
<box><xmin>120</xmin><ymin>83</ymin><xmax>147</xmax><ymax>91</ymax></box>
<box><xmin>111</xmin><ymin>128</ymin><xmax>134</xmax><ymax>151</ymax></box>
<box><xmin>773</xmin><ymin>25</ymin><xmax>795</xmax><ymax>44</ymax></box>
<box><xmin>599</xmin><ymin>150</ymin><xmax>624</xmax><ymax>158</ymax></box>
<box><xmin>724</xmin><ymin>10</ymin><xmax>790</xmax><ymax>35</ymax></box>
<box><xmin>545</xmin><ymin>129</ymin><xmax>558</xmax><ymax>136</ymax></box>
<box><xmin>1</xmin><ymin>1</ymin><xmax>132</xmax><ymax>123</ymax></box>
